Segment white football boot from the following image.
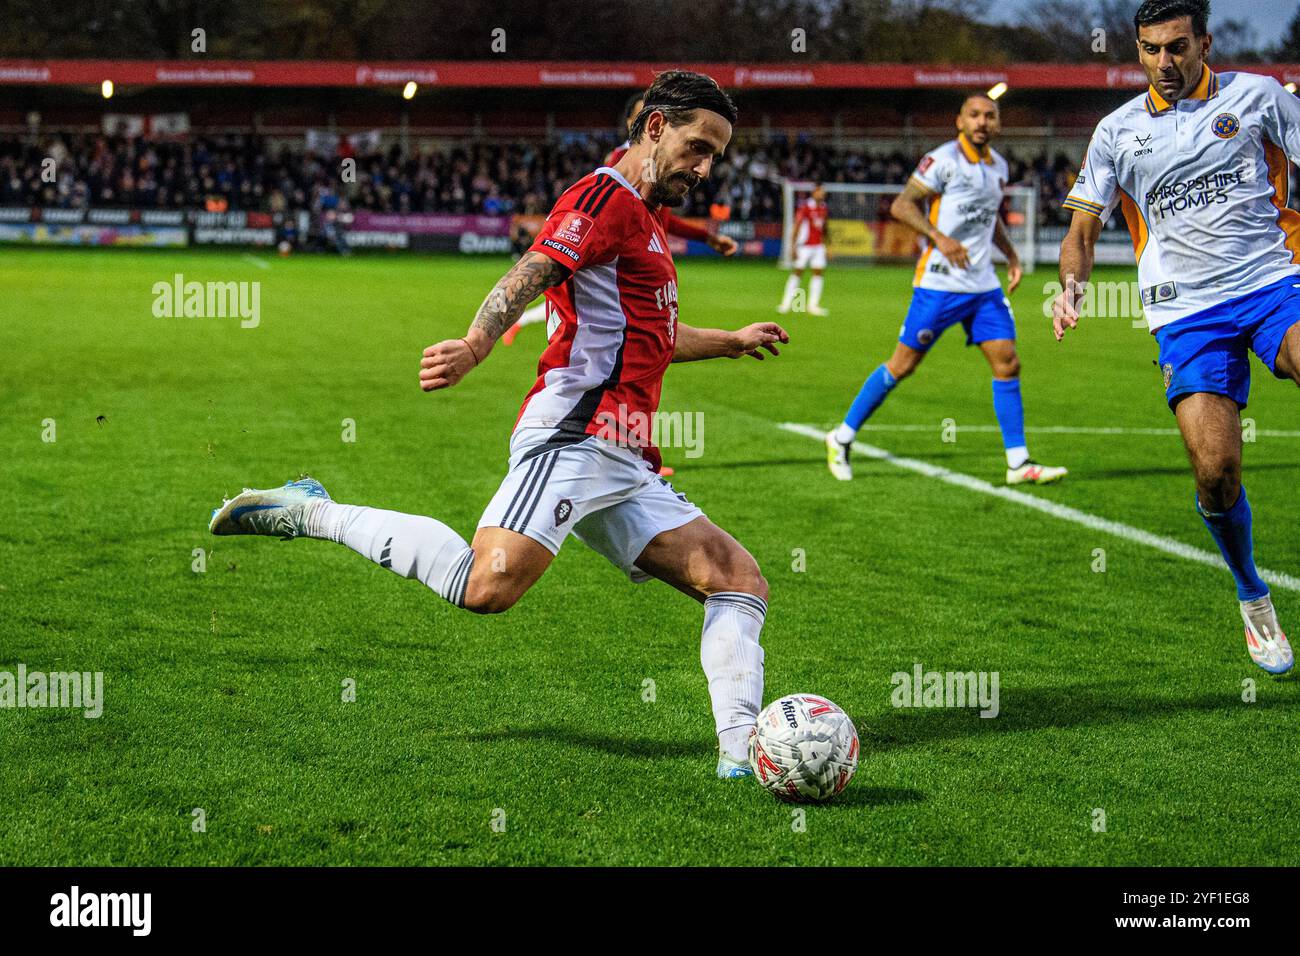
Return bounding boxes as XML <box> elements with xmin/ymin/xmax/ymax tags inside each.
<box><xmin>1006</xmin><ymin>460</ymin><xmax>1068</xmax><ymax>485</ymax></box>
<box><xmin>826</xmin><ymin>431</ymin><xmax>853</xmax><ymax>481</ymax></box>
<box><xmin>1240</xmin><ymin>594</ymin><xmax>1294</xmax><ymax>675</ymax></box>
<box><xmin>717</xmin><ymin>728</ymin><xmax>757</xmax><ymax>779</ymax></box>
<box><xmin>209</xmin><ymin>477</ymin><xmax>330</xmax><ymax>540</ymax></box>
<box><xmin>808</xmin><ymin>305</ymin><xmax>829</xmax><ymax>317</ymax></box>
<box><xmin>716</xmin><ymin>753</ymin><xmax>755</xmax><ymax>779</ymax></box>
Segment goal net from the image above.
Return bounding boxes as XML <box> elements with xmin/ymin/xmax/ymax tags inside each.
<box><xmin>779</xmin><ymin>180</ymin><xmax>1037</xmax><ymax>273</ymax></box>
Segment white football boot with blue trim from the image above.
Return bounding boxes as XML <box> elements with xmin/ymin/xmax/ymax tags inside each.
<box><xmin>716</xmin><ymin>753</ymin><xmax>755</xmax><ymax>780</ymax></box>
<box><xmin>209</xmin><ymin>477</ymin><xmax>330</xmax><ymax>540</ymax></box>
<box><xmin>1241</xmin><ymin>595</ymin><xmax>1294</xmax><ymax>675</ymax></box>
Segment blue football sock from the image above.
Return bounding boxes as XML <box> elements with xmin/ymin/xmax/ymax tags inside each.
<box><xmin>1199</xmin><ymin>488</ymin><xmax>1269</xmax><ymax>601</ymax></box>
<box><xmin>991</xmin><ymin>377</ymin><xmax>1026</xmax><ymax>451</ymax></box>
<box><xmin>843</xmin><ymin>364</ymin><xmax>897</xmax><ymax>431</ymax></box>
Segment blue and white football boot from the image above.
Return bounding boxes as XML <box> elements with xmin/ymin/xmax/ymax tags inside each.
<box><xmin>1241</xmin><ymin>595</ymin><xmax>1294</xmax><ymax>675</ymax></box>
<box><xmin>716</xmin><ymin>753</ymin><xmax>755</xmax><ymax>780</ymax></box>
<box><xmin>209</xmin><ymin>477</ymin><xmax>330</xmax><ymax>540</ymax></box>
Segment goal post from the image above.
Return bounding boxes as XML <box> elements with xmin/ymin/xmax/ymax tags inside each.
<box><xmin>779</xmin><ymin>180</ymin><xmax>1037</xmax><ymax>274</ymax></box>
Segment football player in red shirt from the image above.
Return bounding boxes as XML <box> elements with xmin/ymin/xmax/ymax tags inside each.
<box><xmin>209</xmin><ymin>71</ymin><xmax>788</xmax><ymax>782</ymax></box>
<box><xmin>778</xmin><ymin>184</ymin><xmax>830</xmax><ymax>316</ymax></box>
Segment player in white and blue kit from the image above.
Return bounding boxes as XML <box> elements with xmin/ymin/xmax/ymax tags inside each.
<box><xmin>1054</xmin><ymin>0</ymin><xmax>1299</xmax><ymax>674</ymax></box>
<box><xmin>827</xmin><ymin>94</ymin><xmax>1068</xmax><ymax>485</ymax></box>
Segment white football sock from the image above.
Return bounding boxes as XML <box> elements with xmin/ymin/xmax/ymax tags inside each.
<box><xmin>779</xmin><ymin>273</ymin><xmax>801</xmax><ymax>308</ymax></box>
<box><xmin>833</xmin><ymin>423</ymin><xmax>856</xmax><ymax>445</ymax></box>
<box><xmin>809</xmin><ymin>274</ymin><xmax>824</xmax><ymax>308</ymax></box>
<box><xmin>517</xmin><ymin>301</ymin><xmax>547</xmax><ymax>327</ymax></box>
<box><xmin>701</xmin><ymin>591</ymin><xmax>766</xmax><ymax>760</ymax></box>
<box><xmin>718</xmin><ymin>726</ymin><xmax>752</xmax><ymax>762</ymax></box>
<box><xmin>305</xmin><ymin>502</ymin><xmax>474</xmax><ymax>608</ymax></box>
<box><xmin>1006</xmin><ymin>446</ymin><xmax>1030</xmax><ymax>469</ymax></box>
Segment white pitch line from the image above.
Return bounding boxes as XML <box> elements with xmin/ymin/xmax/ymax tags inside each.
<box><xmin>241</xmin><ymin>254</ymin><xmax>270</xmax><ymax>270</ymax></box>
<box><xmin>779</xmin><ymin>422</ymin><xmax>1300</xmax><ymax>593</ymax></box>
<box><xmin>850</xmin><ymin>423</ymin><xmax>1300</xmax><ymax>438</ymax></box>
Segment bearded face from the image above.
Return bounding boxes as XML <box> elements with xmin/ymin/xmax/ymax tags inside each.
<box><xmin>647</xmin><ymin>144</ymin><xmax>702</xmax><ymax>207</ymax></box>
<box><xmin>631</xmin><ymin>107</ymin><xmax>731</xmax><ymax>207</ymax></box>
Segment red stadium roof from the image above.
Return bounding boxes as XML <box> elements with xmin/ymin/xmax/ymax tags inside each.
<box><xmin>3</xmin><ymin>60</ymin><xmax>1300</xmax><ymax>90</ymax></box>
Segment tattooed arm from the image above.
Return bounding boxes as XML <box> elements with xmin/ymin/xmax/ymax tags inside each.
<box><xmin>419</xmin><ymin>251</ymin><xmax>569</xmax><ymax>391</ymax></box>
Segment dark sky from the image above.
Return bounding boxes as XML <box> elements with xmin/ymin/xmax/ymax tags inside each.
<box><xmin>993</xmin><ymin>0</ymin><xmax>1298</xmax><ymax>31</ymax></box>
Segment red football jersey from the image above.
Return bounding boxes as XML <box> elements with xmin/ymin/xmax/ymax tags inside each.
<box><xmin>518</xmin><ymin>167</ymin><xmax>678</xmax><ymax>470</ymax></box>
<box><xmin>795</xmin><ymin>199</ymin><xmax>828</xmax><ymax>247</ymax></box>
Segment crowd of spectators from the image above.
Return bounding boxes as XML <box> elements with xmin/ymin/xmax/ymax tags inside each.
<box><xmin>0</xmin><ymin>130</ymin><xmax>1100</xmax><ymax>226</ymax></box>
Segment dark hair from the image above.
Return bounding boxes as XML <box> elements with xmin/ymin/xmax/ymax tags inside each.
<box><xmin>1134</xmin><ymin>0</ymin><xmax>1211</xmax><ymax>37</ymax></box>
<box><xmin>960</xmin><ymin>91</ymin><xmax>999</xmax><ymax>112</ymax></box>
<box><xmin>628</xmin><ymin>70</ymin><xmax>738</xmax><ymax>143</ymax></box>
<box><xmin>621</xmin><ymin>90</ymin><xmax>645</xmax><ymax>127</ymax></box>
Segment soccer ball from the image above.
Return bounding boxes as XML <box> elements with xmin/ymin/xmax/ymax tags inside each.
<box><xmin>749</xmin><ymin>694</ymin><xmax>858</xmax><ymax>803</ymax></box>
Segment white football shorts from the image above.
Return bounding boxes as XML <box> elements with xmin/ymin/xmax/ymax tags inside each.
<box><xmin>793</xmin><ymin>244</ymin><xmax>827</xmax><ymax>270</ymax></box>
<box><xmin>478</xmin><ymin>427</ymin><xmax>704</xmax><ymax>582</ymax></box>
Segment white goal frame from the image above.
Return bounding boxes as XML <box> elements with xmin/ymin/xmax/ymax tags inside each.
<box><xmin>779</xmin><ymin>179</ymin><xmax>1038</xmax><ymax>274</ymax></box>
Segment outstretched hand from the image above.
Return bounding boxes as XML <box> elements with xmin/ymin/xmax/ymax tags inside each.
<box><xmin>707</xmin><ymin>234</ymin><xmax>739</xmax><ymax>256</ymax></box>
<box><xmin>730</xmin><ymin>322</ymin><xmax>789</xmax><ymax>360</ymax></box>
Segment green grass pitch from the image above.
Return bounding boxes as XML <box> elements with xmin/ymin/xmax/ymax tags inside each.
<box><xmin>2</xmin><ymin>246</ymin><xmax>1297</xmax><ymax>866</ymax></box>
